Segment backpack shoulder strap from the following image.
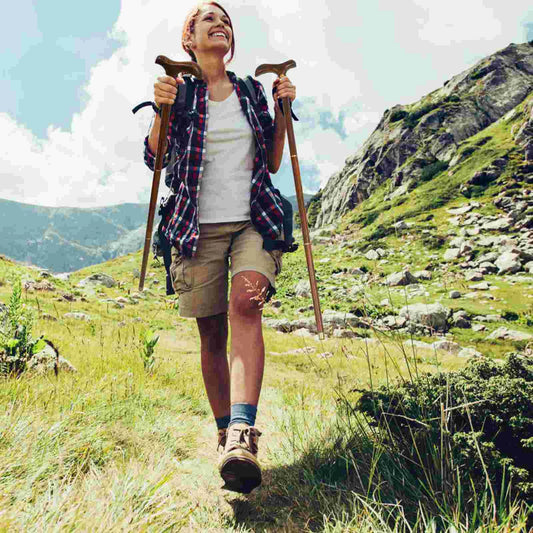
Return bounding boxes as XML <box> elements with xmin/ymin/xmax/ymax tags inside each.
<box><xmin>237</xmin><ymin>75</ymin><xmax>258</xmax><ymax>108</ymax></box>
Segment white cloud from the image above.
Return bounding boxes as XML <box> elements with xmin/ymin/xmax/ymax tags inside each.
<box><xmin>413</xmin><ymin>0</ymin><xmax>502</xmax><ymax>45</ymax></box>
<box><xmin>0</xmin><ymin>0</ymin><xmax>530</xmax><ymax>207</ymax></box>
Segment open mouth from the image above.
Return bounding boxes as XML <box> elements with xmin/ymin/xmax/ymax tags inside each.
<box><xmin>209</xmin><ymin>31</ymin><xmax>228</xmax><ymax>40</ymax></box>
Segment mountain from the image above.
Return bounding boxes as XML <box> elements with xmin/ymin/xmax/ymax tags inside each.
<box><xmin>0</xmin><ymin>192</ymin><xmax>315</xmax><ymax>273</ymax></box>
<box><xmin>0</xmin><ymin>199</ymin><xmax>149</xmax><ymax>272</ymax></box>
<box><xmin>311</xmin><ymin>41</ymin><xmax>533</xmax><ymax>227</ymax></box>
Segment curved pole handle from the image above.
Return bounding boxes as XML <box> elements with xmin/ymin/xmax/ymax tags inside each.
<box><xmin>254</xmin><ymin>59</ymin><xmax>296</xmax><ymax>78</ymax></box>
<box><xmin>155</xmin><ymin>55</ymin><xmax>204</xmax><ymax>79</ymax></box>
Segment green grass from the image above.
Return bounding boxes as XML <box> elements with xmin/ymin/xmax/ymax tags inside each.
<box><xmin>1</xmin><ymin>250</ymin><xmax>530</xmax><ymax>530</ymax></box>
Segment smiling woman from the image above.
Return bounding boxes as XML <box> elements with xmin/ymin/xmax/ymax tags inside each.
<box><xmin>142</xmin><ymin>1</ymin><xmax>297</xmax><ymax>495</ymax></box>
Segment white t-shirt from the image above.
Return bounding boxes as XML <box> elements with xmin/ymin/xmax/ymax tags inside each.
<box><xmin>198</xmin><ymin>89</ymin><xmax>255</xmax><ymax>223</ymax></box>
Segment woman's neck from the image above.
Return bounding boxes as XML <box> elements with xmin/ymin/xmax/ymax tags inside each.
<box><xmin>196</xmin><ymin>54</ymin><xmax>228</xmax><ymax>85</ymax></box>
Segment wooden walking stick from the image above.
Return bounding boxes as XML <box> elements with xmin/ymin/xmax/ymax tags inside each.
<box><xmin>138</xmin><ymin>56</ymin><xmax>203</xmax><ymax>291</ymax></box>
<box><xmin>255</xmin><ymin>60</ymin><xmax>324</xmax><ymax>338</ymax></box>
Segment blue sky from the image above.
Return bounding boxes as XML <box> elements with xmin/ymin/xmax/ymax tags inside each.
<box><xmin>1</xmin><ymin>0</ymin><xmax>531</xmax><ymax>207</ymax></box>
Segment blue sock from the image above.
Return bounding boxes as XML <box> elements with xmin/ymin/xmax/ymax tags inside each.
<box><xmin>215</xmin><ymin>415</ymin><xmax>230</xmax><ymax>430</ymax></box>
<box><xmin>229</xmin><ymin>402</ymin><xmax>257</xmax><ymax>427</ymax></box>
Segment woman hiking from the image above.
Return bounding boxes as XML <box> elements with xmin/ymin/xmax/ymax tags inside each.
<box><xmin>143</xmin><ymin>1</ymin><xmax>296</xmax><ymax>493</ymax></box>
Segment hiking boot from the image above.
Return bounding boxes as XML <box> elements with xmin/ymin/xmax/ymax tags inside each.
<box><xmin>218</xmin><ymin>423</ymin><xmax>262</xmax><ymax>494</ymax></box>
<box><xmin>217</xmin><ymin>428</ymin><xmax>227</xmax><ymax>454</ymax></box>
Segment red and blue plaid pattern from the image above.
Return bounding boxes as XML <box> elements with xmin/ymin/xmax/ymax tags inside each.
<box><xmin>143</xmin><ymin>71</ymin><xmax>284</xmax><ymax>258</ymax></box>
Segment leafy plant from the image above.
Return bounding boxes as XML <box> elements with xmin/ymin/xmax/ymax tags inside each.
<box><xmin>350</xmin><ymin>353</ymin><xmax>533</xmax><ymax>503</ymax></box>
<box><xmin>139</xmin><ymin>329</ymin><xmax>159</xmax><ymax>373</ymax></box>
<box><xmin>0</xmin><ymin>278</ymin><xmax>46</xmax><ymax>376</ymax></box>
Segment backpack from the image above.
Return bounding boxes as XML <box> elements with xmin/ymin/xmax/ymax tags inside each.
<box><xmin>133</xmin><ymin>74</ymin><xmax>299</xmax><ymax>295</ymax></box>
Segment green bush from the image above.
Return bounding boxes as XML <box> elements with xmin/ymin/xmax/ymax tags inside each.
<box><xmin>404</xmin><ymin>102</ymin><xmax>441</xmax><ymax>129</ymax></box>
<box><xmin>420</xmin><ymin>160</ymin><xmax>449</xmax><ymax>182</ymax></box>
<box><xmin>390</xmin><ymin>109</ymin><xmax>408</xmax><ymax>122</ymax></box>
<box><xmin>351</xmin><ymin>353</ymin><xmax>533</xmax><ymax>502</ymax></box>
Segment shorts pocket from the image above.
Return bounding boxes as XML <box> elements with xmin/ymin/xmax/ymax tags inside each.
<box><xmin>169</xmin><ymin>254</ymin><xmax>193</xmax><ymax>293</ymax></box>
<box><xmin>267</xmin><ymin>249</ymin><xmax>283</xmax><ymax>276</ymax></box>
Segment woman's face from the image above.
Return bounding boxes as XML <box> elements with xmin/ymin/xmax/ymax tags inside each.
<box><xmin>188</xmin><ymin>5</ymin><xmax>233</xmax><ymax>58</ymax></box>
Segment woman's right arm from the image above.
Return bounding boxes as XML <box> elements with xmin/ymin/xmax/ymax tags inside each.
<box><xmin>144</xmin><ymin>74</ymin><xmax>184</xmax><ymax>168</ymax></box>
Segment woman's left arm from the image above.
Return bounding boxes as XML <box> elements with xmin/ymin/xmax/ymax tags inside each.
<box><xmin>268</xmin><ymin>75</ymin><xmax>296</xmax><ymax>174</ymax></box>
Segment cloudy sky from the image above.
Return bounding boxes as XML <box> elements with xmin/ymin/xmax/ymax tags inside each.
<box><xmin>1</xmin><ymin>0</ymin><xmax>531</xmax><ymax>208</ymax></box>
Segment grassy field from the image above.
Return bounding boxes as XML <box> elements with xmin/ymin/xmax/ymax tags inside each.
<box><xmin>0</xmin><ymin>249</ymin><xmax>531</xmax><ymax>531</ymax></box>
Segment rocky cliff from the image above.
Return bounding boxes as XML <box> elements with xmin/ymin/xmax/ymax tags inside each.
<box><xmin>314</xmin><ymin>41</ymin><xmax>533</xmax><ymax>227</ymax></box>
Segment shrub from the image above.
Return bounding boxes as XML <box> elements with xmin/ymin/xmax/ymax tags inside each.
<box><xmin>351</xmin><ymin>353</ymin><xmax>533</xmax><ymax>503</ymax></box>
<box><xmin>0</xmin><ymin>279</ymin><xmax>46</xmax><ymax>376</ymax></box>
<box><xmin>460</xmin><ymin>146</ymin><xmax>477</xmax><ymax>158</ymax></box>
<box><xmin>390</xmin><ymin>109</ymin><xmax>408</xmax><ymax>122</ymax></box>
<box><xmin>420</xmin><ymin>160</ymin><xmax>449</xmax><ymax>182</ymax></box>
<box><xmin>404</xmin><ymin>102</ymin><xmax>441</xmax><ymax>129</ymax></box>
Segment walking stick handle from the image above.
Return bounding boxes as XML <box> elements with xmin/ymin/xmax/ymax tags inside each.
<box><xmin>255</xmin><ymin>60</ymin><xmax>325</xmax><ymax>338</ymax></box>
<box><xmin>138</xmin><ymin>58</ymin><xmax>203</xmax><ymax>292</ymax></box>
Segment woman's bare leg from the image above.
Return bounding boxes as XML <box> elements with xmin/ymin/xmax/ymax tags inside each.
<box><xmin>228</xmin><ymin>271</ymin><xmax>270</xmax><ymax>406</ymax></box>
<box><xmin>196</xmin><ymin>312</ymin><xmax>230</xmax><ymax>419</ymax></box>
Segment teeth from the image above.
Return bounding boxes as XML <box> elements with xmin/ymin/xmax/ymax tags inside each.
<box><xmin>211</xmin><ymin>32</ymin><xmax>226</xmax><ymax>38</ymax></box>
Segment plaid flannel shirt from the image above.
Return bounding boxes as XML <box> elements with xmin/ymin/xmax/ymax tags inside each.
<box><xmin>143</xmin><ymin>70</ymin><xmax>284</xmax><ymax>258</ymax></box>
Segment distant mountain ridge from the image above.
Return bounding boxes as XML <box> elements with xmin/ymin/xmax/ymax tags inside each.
<box><xmin>0</xmin><ymin>194</ymin><xmax>314</xmax><ymax>273</ymax></box>
<box><xmin>0</xmin><ymin>199</ymin><xmax>149</xmax><ymax>272</ymax></box>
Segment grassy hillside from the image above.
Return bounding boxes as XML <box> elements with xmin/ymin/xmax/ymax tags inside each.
<box><xmin>0</xmin><ymin>216</ymin><xmax>531</xmax><ymax>531</ymax></box>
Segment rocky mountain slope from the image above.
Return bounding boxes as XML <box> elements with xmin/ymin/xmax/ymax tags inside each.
<box><xmin>312</xmin><ymin>40</ymin><xmax>533</xmax><ymax>227</ymax></box>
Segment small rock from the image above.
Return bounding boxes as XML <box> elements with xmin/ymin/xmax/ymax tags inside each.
<box><xmin>472</xmin><ymin>324</ymin><xmax>487</xmax><ymax>332</ymax></box>
<box><xmin>386</xmin><ymin>270</ymin><xmax>418</xmax><ymax>286</ymax></box>
<box><xmin>458</xmin><ymin>347</ymin><xmax>484</xmax><ymax>358</ymax></box>
<box><xmin>413</xmin><ymin>270</ymin><xmax>432</xmax><ymax>281</ymax></box>
<box><xmin>469</xmin><ymin>282</ymin><xmax>491</xmax><ymax>290</ymax></box>
<box><xmin>483</xmin><ymin>219</ymin><xmax>512</xmax><ymax>231</ymax></box>
<box><xmin>444</xmin><ymin>248</ymin><xmax>461</xmax><ymax>261</ymax></box>
<box><xmin>452</xmin><ymin>311</ymin><xmax>471</xmax><ymax>329</ymax></box>
<box><xmin>365</xmin><ymin>250</ymin><xmax>380</xmax><ymax>260</ymax></box>
<box><xmin>478</xmin><ymin>262</ymin><xmax>498</xmax><ymax>274</ymax></box>
<box><xmin>332</xmin><ymin>329</ymin><xmax>360</xmax><ymax>339</ymax></box>
<box><xmin>399</xmin><ymin>303</ymin><xmax>449</xmax><ymax>331</ymax></box>
<box><xmin>486</xmin><ymin>327</ymin><xmax>532</xmax><ymax>341</ymax></box>
<box><xmin>77</xmin><ymin>273</ymin><xmax>117</xmax><ymax>289</ymax></box>
<box><xmin>465</xmin><ymin>271</ymin><xmax>484</xmax><ymax>282</ymax></box>
<box><xmin>431</xmin><ymin>340</ymin><xmax>462</xmax><ymax>354</ymax></box>
<box><xmin>26</xmin><ymin>342</ymin><xmax>77</xmax><ymax>375</ymax></box>
<box><xmin>41</xmin><ymin>313</ymin><xmax>58</xmax><ymax>321</ymax></box>
<box><xmin>294</xmin><ymin>280</ymin><xmax>312</xmax><ymax>298</ymax></box>
<box><xmin>63</xmin><ymin>312</ymin><xmax>91</xmax><ymax>321</ymax></box>
<box><xmin>293</xmin><ymin>328</ymin><xmax>313</xmax><ymax>338</ymax></box>
<box><xmin>473</xmin><ymin>314</ymin><xmax>501</xmax><ymax>322</ymax></box>
<box><xmin>403</xmin><ymin>340</ymin><xmax>433</xmax><ymax>350</ymax></box>
<box><xmin>495</xmin><ymin>252</ymin><xmax>522</xmax><ymax>275</ymax></box>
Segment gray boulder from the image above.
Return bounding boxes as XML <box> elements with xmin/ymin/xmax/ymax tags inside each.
<box><xmin>486</xmin><ymin>327</ymin><xmax>532</xmax><ymax>341</ymax></box>
<box><xmin>413</xmin><ymin>270</ymin><xmax>432</xmax><ymax>281</ymax></box>
<box><xmin>458</xmin><ymin>347</ymin><xmax>484</xmax><ymax>357</ymax></box>
<box><xmin>495</xmin><ymin>252</ymin><xmax>522</xmax><ymax>274</ymax></box>
<box><xmin>386</xmin><ymin>270</ymin><xmax>418</xmax><ymax>286</ymax></box>
<box><xmin>63</xmin><ymin>313</ymin><xmax>91</xmax><ymax>321</ymax></box>
<box><xmin>432</xmin><ymin>340</ymin><xmax>462</xmax><ymax>354</ymax></box>
<box><xmin>26</xmin><ymin>342</ymin><xmax>77</xmax><ymax>375</ymax></box>
<box><xmin>77</xmin><ymin>273</ymin><xmax>117</xmax><ymax>289</ymax></box>
<box><xmin>452</xmin><ymin>311</ymin><xmax>471</xmax><ymax>328</ymax></box>
<box><xmin>294</xmin><ymin>280</ymin><xmax>312</xmax><ymax>298</ymax></box>
<box><xmin>399</xmin><ymin>303</ymin><xmax>449</xmax><ymax>331</ymax></box>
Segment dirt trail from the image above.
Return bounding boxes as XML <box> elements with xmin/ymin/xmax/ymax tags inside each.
<box><xmin>156</xmin><ymin>329</ymin><xmax>302</xmax><ymax>531</ymax></box>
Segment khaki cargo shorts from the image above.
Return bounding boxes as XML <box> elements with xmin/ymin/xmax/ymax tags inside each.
<box><xmin>169</xmin><ymin>220</ymin><xmax>283</xmax><ymax>318</ymax></box>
